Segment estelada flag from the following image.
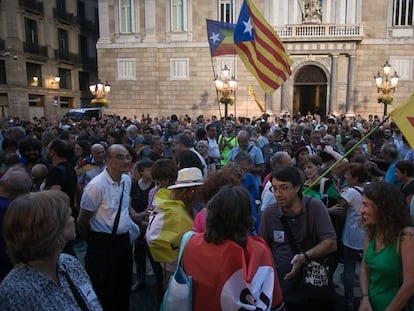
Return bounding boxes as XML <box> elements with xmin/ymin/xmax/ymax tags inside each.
<box><xmin>183</xmin><ymin>234</ymin><xmax>285</xmax><ymax>310</ymax></box>
<box><xmin>234</xmin><ymin>0</ymin><xmax>292</xmax><ymax>94</ymax></box>
<box><xmin>389</xmin><ymin>93</ymin><xmax>414</xmax><ymax>149</ymax></box>
<box><xmin>206</xmin><ymin>19</ymin><xmax>236</xmax><ymax>57</ymax></box>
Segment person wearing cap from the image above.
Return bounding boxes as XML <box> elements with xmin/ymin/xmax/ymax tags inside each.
<box><xmin>146</xmin><ymin>167</ymin><xmax>202</xmax><ymax>292</ymax></box>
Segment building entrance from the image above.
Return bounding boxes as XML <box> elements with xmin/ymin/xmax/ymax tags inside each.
<box><xmin>293</xmin><ymin>65</ymin><xmax>327</xmax><ymax>117</ymax></box>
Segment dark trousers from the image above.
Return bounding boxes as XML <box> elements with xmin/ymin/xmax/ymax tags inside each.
<box><xmin>85</xmin><ymin>231</ymin><xmax>132</xmax><ymax>311</ymax></box>
<box><xmin>286</xmin><ymin>300</ymin><xmax>334</xmax><ymax>311</ymax></box>
<box><xmin>343</xmin><ymin>246</ymin><xmax>362</xmax><ymax>304</ymax></box>
<box><xmin>133</xmin><ymin>233</ymin><xmax>147</xmax><ymax>281</ymax></box>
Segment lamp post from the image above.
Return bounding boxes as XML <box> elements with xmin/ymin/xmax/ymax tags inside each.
<box><xmin>374</xmin><ymin>60</ymin><xmax>399</xmax><ymax>117</ymax></box>
<box><xmin>89</xmin><ymin>79</ymin><xmax>111</xmax><ymax>107</ymax></box>
<box><xmin>214</xmin><ymin>65</ymin><xmax>237</xmax><ymax>118</ymax></box>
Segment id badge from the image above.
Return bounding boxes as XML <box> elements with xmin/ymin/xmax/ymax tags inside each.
<box><xmin>273</xmin><ymin>230</ymin><xmax>285</xmax><ymax>243</ymax></box>
<box><xmin>79</xmin><ymin>283</ymin><xmax>98</xmax><ymax>302</ymax></box>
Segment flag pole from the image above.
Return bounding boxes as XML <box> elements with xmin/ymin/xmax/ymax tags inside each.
<box><xmin>303</xmin><ymin>116</ymin><xmax>389</xmax><ymax>194</ymax></box>
<box><xmin>210</xmin><ymin>56</ymin><xmax>222</xmax><ymax>119</ymax></box>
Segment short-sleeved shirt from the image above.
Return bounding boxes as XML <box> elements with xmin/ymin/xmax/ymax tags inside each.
<box><xmin>0</xmin><ymin>254</ymin><xmax>102</xmax><ymax>311</ymax></box>
<box><xmin>258</xmin><ymin>195</ymin><xmax>336</xmax><ymax>303</ymax></box>
<box><xmin>341</xmin><ymin>186</ymin><xmax>364</xmax><ymax>250</ymax></box>
<box><xmin>45</xmin><ymin>161</ymin><xmax>77</xmax><ymax>212</ymax></box>
<box><xmin>80</xmin><ymin>169</ymin><xmax>136</xmax><ymax>235</ymax></box>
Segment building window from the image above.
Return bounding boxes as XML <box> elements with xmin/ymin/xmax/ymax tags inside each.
<box><xmin>218</xmin><ymin>0</ymin><xmax>235</xmax><ymax>23</ymax></box>
<box><xmin>170</xmin><ymin>58</ymin><xmax>189</xmax><ymax>80</ymax></box>
<box><xmin>26</xmin><ymin>62</ymin><xmax>42</xmax><ymax>87</ymax></box>
<box><xmin>117</xmin><ymin>58</ymin><xmax>136</xmax><ymax>80</ymax></box>
<box><xmin>58</xmin><ymin>28</ymin><xmax>69</xmax><ymax>57</ymax></box>
<box><xmin>390</xmin><ymin>57</ymin><xmax>413</xmax><ymax>80</ymax></box>
<box><xmin>58</xmin><ymin>68</ymin><xmax>72</xmax><ymax>89</ymax></box>
<box><xmin>59</xmin><ymin>96</ymin><xmax>73</xmax><ymax>108</ymax></box>
<box><xmin>119</xmin><ymin>0</ymin><xmax>133</xmax><ymax>33</ymax></box>
<box><xmin>28</xmin><ymin>94</ymin><xmax>44</xmax><ymax>107</ymax></box>
<box><xmin>25</xmin><ymin>18</ymin><xmax>39</xmax><ymax>47</ymax></box>
<box><xmin>56</xmin><ymin>0</ymin><xmax>66</xmax><ymax>12</ymax></box>
<box><xmin>0</xmin><ymin>60</ymin><xmax>6</xmax><ymax>84</ymax></box>
<box><xmin>393</xmin><ymin>0</ymin><xmax>414</xmax><ymax>25</ymax></box>
<box><xmin>171</xmin><ymin>0</ymin><xmax>185</xmax><ymax>32</ymax></box>
<box><xmin>216</xmin><ymin>58</ymin><xmax>236</xmax><ymax>78</ymax></box>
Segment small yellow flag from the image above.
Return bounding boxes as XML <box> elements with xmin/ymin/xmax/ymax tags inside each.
<box><xmin>389</xmin><ymin>93</ymin><xmax>414</xmax><ymax>149</ymax></box>
<box><xmin>247</xmin><ymin>85</ymin><xmax>265</xmax><ymax>113</ymax></box>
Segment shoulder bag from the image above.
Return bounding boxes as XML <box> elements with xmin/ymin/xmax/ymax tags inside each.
<box><xmin>280</xmin><ymin>197</ymin><xmax>335</xmax><ymax>302</ymax></box>
<box><xmin>160</xmin><ymin>231</ymin><xmax>195</xmax><ymax>311</ymax></box>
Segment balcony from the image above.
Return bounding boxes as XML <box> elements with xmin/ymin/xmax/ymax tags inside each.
<box><xmin>54</xmin><ymin>49</ymin><xmax>80</xmax><ymax>65</ymax></box>
<box><xmin>23</xmin><ymin>42</ymin><xmax>48</xmax><ymax>57</ymax></box>
<box><xmin>53</xmin><ymin>8</ymin><xmax>78</xmax><ymax>25</ymax></box>
<box><xmin>19</xmin><ymin>0</ymin><xmax>44</xmax><ymax>15</ymax></box>
<box><xmin>274</xmin><ymin>24</ymin><xmax>363</xmax><ymax>42</ymax></box>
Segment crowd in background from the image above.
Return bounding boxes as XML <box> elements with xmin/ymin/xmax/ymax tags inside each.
<box><xmin>0</xmin><ymin>110</ymin><xmax>413</xmax><ymax>311</ymax></box>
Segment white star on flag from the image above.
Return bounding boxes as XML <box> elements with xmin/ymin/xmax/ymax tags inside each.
<box><xmin>209</xmin><ymin>32</ymin><xmax>221</xmax><ymax>44</ymax></box>
<box><xmin>243</xmin><ymin>18</ymin><xmax>253</xmax><ymax>36</ymax></box>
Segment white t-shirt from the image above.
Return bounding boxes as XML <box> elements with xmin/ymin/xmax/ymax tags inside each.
<box><xmin>341</xmin><ymin>186</ymin><xmax>364</xmax><ymax>250</ymax></box>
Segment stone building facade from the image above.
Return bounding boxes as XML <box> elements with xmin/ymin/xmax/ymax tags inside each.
<box><xmin>97</xmin><ymin>0</ymin><xmax>414</xmax><ymax>120</ymax></box>
<box><xmin>0</xmin><ymin>0</ymin><xmax>98</xmax><ymax>121</ymax></box>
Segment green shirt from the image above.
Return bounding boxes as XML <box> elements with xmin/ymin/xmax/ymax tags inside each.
<box><xmin>364</xmin><ymin>239</ymin><xmax>400</xmax><ymax>311</ymax></box>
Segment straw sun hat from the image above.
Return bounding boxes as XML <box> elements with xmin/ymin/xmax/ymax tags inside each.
<box><xmin>167</xmin><ymin>167</ymin><xmax>203</xmax><ymax>189</ymax></box>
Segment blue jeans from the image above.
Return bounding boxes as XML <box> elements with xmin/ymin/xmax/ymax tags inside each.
<box><xmin>343</xmin><ymin>245</ymin><xmax>362</xmax><ymax>304</ymax></box>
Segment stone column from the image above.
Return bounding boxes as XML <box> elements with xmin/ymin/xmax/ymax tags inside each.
<box><xmin>329</xmin><ymin>53</ymin><xmax>338</xmax><ymax>114</ymax></box>
<box><xmin>281</xmin><ymin>80</ymin><xmax>289</xmax><ymax>113</ymax></box>
<box><xmin>345</xmin><ymin>53</ymin><xmax>355</xmax><ymax>116</ymax></box>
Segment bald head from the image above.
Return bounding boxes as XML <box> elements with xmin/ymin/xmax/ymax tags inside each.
<box><xmin>106</xmin><ymin>144</ymin><xmax>131</xmax><ymax>179</ymax></box>
<box><xmin>237</xmin><ymin>130</ymin><xmax>250</xmax><ymax>150</ymax></box>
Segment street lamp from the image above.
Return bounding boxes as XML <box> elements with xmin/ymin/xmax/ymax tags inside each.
<box><xmin>374</xmin><ymin>60</ymin><xmax>399</xmax><ymax>117</ymax></box>
<box><xmin>214</xmin><ymin>65</ymin><xmax>237</xmax><ymax>118</ymax></box>
<box><xmin>89</xmin><ymin>79</ymin><xmax>111</xmax><ymax>107</ymax></box>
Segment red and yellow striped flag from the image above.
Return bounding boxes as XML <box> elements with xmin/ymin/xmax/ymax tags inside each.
<box><xmin>234</xmin><ymin>0</ymin><xmax>292</xmax><ymax>94</ymax></box>
<box><xmin>389</xmin><ymin>93</ymin><xmax>414</xmax><ymax>149</ymax></box>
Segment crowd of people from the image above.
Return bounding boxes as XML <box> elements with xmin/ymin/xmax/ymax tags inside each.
<box><xmin>0</xmin><ymin>110</ymin><xmax>413</xmax><ymax>311</ymax></box>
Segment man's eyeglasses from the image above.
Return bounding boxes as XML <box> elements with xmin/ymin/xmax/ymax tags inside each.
<box><xmin>109</xmin><ymin>154</ymin><xmax>132</xmax><ymax>161</ymax></box>
<box><xmin>270</xmin><ymin>184</ymin><xmax>292</xmax><ymax>193</ymax></box>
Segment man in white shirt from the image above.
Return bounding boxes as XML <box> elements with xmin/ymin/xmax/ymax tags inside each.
<box><xmin>78</xmin><ymin>144</ymin><xmax>139</xmax><ymax>311</ymax></box>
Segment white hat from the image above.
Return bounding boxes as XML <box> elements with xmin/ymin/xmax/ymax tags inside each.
<box><xmin>168</xmin><ymin>167</ymin><xmax>203</xmax><ymax>189</ymax></box>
